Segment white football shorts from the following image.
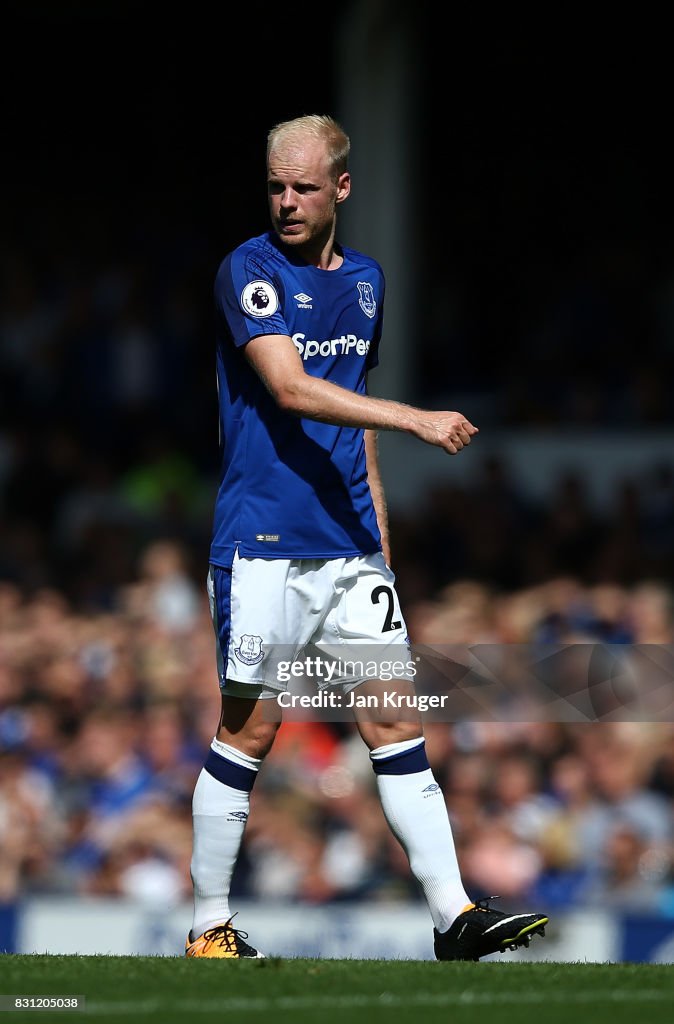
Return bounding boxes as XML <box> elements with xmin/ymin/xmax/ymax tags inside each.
<box><xmin>207</xmin><ymin>548</ymin><xmax>411</xmax><ymax>698</ymax></box>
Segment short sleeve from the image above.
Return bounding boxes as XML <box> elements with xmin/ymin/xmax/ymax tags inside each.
<box><xmin>215</xmin><ymin>249</ymin><xmax>290</xmax><ymax>347</ymax></box>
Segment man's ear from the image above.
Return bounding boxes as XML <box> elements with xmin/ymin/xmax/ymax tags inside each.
<box><xmin>336</xmin><ymin>172</ymin><xmax>351</xmax><ymax>204</ymax></box>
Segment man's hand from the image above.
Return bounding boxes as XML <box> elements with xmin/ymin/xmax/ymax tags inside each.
<box><xmin>409</xmin><ymin>411</ymin><xmax>479</xmax><ymax>454</ymax></box>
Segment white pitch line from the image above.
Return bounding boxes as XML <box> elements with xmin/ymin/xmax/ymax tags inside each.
<box><xmin>83</xmin><ymin>989</ymin><xmax>673</xmax><ymax>1015</ymax></box>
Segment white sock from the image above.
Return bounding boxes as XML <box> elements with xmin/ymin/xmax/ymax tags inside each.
<box><xmin>190</xmin><ymin>740</ymin><xmax>261</xmax><ymax>938</ymax></box>
<box><xmin>371</xmin><ymin>738</ymin><xmax>471</xmax><ymax>933</ymax></box>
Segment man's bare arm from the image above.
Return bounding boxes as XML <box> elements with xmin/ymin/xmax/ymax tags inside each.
<box><xmin>364</xmin><ymin>428</ymin><xmax>391</xmax><ymax>566</ymax></box>
<box><xmin>244</xmin><ymin>334</ymin><xmax>479</xmax><ymax>454</ymax></box>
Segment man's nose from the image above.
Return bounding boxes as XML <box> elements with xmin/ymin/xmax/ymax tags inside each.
<box><xmin>280</xmin><ymin>188</ymin><xmax>297</xmax><ymax>208</ymax></box>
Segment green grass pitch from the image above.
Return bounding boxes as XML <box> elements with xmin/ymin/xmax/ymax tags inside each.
<box><xmin>1</xmin><ymin>957</ymin><xmax>673</xmax><ymax>1024</ymax></box>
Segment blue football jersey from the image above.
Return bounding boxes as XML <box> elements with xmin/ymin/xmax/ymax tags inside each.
<box><xmin>209</xmin><ymin>231</ymin><xmax>384</xmax><ymax>565</ymax></box>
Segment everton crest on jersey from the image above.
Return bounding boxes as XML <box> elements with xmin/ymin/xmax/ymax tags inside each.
<box><xmin>357</xmin><ymin>280</ymin><xmax>377</xmax><ymax>319</ymax></box>
<box><xmin>209</xmin><ymin>232</ymin><xmax>385</xmax><ymax>566</ymax></box>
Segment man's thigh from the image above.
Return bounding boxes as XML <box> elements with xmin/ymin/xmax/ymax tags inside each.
<box><xmin>327</xmin><ymin>551</ymin><xmax>409</xmax><ymax>646</ymax></box>
<box><xmin>311</xmin><ymin>552</ymin><xmax>413</xmax><ymax>693</ymax></box>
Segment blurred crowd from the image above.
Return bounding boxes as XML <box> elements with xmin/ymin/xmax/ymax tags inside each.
<box><xmin>1</xmin><ymin>541</ymin><xmax>673</xmax><ymax>918</ymax></box>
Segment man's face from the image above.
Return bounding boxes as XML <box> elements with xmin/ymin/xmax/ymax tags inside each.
<box><xmin>267</xmin><ymin>136</ymin><xmax>349</xmax><ymax>250</ymax></box>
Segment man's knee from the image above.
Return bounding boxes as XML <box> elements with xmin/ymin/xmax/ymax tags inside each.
<box><xmin>351</xmin><ymin>679</ymin><xmax>423</xmax><ymax>751</ymax></box>
<box><xmin>357</xmin><ymin>719</ymin><xmax>423</xmax><ymax>752</ymax></box>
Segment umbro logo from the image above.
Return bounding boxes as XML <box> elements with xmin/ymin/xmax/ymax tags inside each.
<box><xmin>294</xmin><ymin>292</ymin><xmax>313</xmax><ymax>309</ymax></box>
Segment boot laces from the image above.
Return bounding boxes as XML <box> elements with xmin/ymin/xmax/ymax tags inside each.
<box><xmin>202</xmin><ymin>913</ymin><xmax>252</xmax><ymax>954</ymax></box>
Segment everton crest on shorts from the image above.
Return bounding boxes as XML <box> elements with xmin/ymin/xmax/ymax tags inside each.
<box><xmin>207</xmin><ymin>550</ymin><xmax>410</xmax><ymax>692</ymax></box>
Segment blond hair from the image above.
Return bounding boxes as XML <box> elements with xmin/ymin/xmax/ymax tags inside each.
<box><xmin>267</xmin><ymin>114</ymin><xmax>350</xmax><ymax>180</ymax></box>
